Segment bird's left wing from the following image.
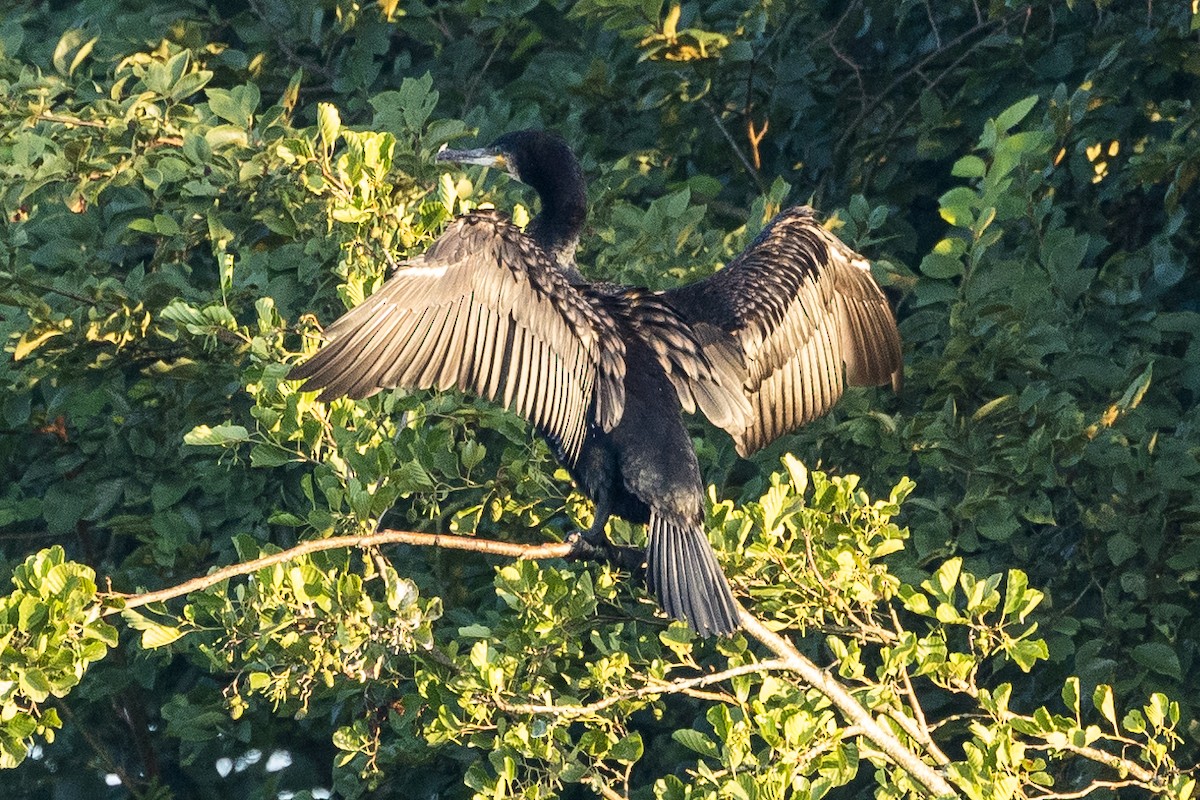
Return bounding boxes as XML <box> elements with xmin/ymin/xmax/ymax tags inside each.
<box><xmin>289</xmin><ymin>211</ymin><xmax>625</xmax><ymax>463</ymax></box>
<box><xmin>664</xmin><ymin>206</ymin><xmax>902</xmax><ymax>457</ymax></box>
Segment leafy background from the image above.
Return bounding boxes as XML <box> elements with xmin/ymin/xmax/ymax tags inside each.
<box><xmin>0</xmin><ymin>0</ymin><xmax>1198</xmax><ymax>798</ymax></box>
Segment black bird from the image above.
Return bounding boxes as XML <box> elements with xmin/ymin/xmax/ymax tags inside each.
<box><xmin>289</xmin><ymin>130</ymin><xmax>902</xmax><ymax>636</ymax></box>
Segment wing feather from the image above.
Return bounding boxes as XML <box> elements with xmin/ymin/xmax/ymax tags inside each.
<box><xmin>290</xmin><ymin>210</ymin><xmax>625</xmax><ymax>463</ymax></box>
<box><xmin>665</xmin><ymin>206</ymin><xmax>902</xmax><ymax>457</ymax></box>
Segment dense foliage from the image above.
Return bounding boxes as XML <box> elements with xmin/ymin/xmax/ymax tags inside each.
<box><xmin>1</xmin><ymin>0</ymin><xmax>1197</xmax><ymax>798</ymax></box>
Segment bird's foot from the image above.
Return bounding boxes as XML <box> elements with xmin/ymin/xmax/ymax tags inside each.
<box><xmin>566</xmin><ymin>531</ymin><xmax>645</xmax><ymax>574</ymax></box>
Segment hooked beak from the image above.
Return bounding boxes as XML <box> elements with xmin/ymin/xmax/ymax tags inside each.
<box><xmin>436</xmin><ymin>143</ymin><xmax>507</xmax><ymax>170</ymax></box>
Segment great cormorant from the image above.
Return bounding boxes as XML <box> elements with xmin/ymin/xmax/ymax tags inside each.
<box><xmin>289</xmin><ymin>130</ymin><xmax>902</xmax><ymax>636</ymax></box>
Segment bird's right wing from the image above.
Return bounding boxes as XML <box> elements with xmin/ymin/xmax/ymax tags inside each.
<box><xmin>289</xmin><ymin>210</ymin><xmax>625</xmax><ymax>463</ymax></box>
<box><xmin>665</xmin><ymin>206</ymin><xmax>902</xmax><ymax>457</ymax></box>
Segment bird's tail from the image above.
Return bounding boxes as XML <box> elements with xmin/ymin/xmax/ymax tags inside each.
<box><xmin>645</xmin><ymin>512</ymin><xmax>740</xmax><ymax>636</ymax></box>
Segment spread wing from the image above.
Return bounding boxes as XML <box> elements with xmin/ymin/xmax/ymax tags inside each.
<box><xmin>289</xmin><ymin>210</ymin><xmax>625</xmax><ymax>463</ymax></box>
<box><xmin>665</xmin><ymin>206</ymin><xmax>902</xmax><ymax>457</ymax></box>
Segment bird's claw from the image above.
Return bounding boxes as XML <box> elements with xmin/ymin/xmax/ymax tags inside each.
<box><xmin>566</xmin><ymin>531</ymin><xmax>645</xmax><ymax>574</ymax></box>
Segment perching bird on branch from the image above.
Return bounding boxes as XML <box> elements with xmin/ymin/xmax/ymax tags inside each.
<box><xmin>289</xmin><ymin>130</ymin><xmax>902</xmax><ymax>637</ymax></box>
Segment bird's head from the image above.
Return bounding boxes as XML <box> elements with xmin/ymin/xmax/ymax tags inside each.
<box><xmin>437</xmin><ymin>130</ymin><xmax>581</xmax><ymax>201</ymax></box>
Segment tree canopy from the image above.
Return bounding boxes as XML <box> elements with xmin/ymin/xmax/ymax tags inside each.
<box><xmin>1</xmin><ymin>1</ymin><xmax>1198</xmax><ymax>798</ymax></box>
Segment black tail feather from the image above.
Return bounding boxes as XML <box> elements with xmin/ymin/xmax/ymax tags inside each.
<box><xmin>645</xmin><ymin>513</ymin><xmax>740</xmax><ymax>636</ymax></box>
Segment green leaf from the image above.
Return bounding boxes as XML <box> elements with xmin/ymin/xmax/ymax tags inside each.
<box><xmin>1062</xmin><ymin>676</ymin><xmax>1080</xmax><ymax>715</ymax></box>
<box><xmin>899</xmin><ymin>587</ymin><xmax>932</xmax><ymax>616</ymax></box>
<box><xmin>184</xmin><ymin>424</ymin><xmax>249</xmax><ymax>446</ymax></box>
<box><xmin>1007</xmin><ymin>638</ymin><xmax>1049</xmax><ymax>672</ymax></box>
<box><xmin>318</xmin><ymin>102</ymin><xmax>341</xmax><ymax>151</ymax></box>
<box><xmin>68</xmin><ymin>35</ymin><xmax>97</xmax><ymax>77</ymax></box>
<box><xmin>1131</xmin><ymin>643</ymin><xmax>1182</xmax><ymax>681</ymax></box>
<box><xmin>1122</xmin><ymin>708</ymin><xmax>1147</xmax><ymax>734</ymax></box>
<box><xmin>672</xmin><ymin>729</ymin><xmax>718</xmax><ymax>758</ymax></box>
<box><xmin>207</xmin><ymin>85</ymin><xmax>259</xmax><ymax>128</ymax></box>
<box><xmin>1106</xmin><ymin>533</ymin><xmax>1138</xmax><ymax>565</ymax></box>
<box><xmin>170</xmin><ymin>69</ymin><xmax>213</xmax><ymax>101</ymax></box>
<box><xmin>1093</xmin><ymin>684</ymin><xmax>1117</xmax><ymax>728</ymax></box>
<box><xmin>972</xmin><ymin>395</ymin><xmax>1013</xmax><ymax>421</ymax></box>
<box><xmin>610</xmin><ymin>732</ymin><xmax>643</xmax><ymax>764</ymax></box>
<box><xmin>52</xmin><ymin>28</ymin><xmax>88</xmax><ymax>75</ymax></box>
<box><xmin>19</xmin><ymin>668</ymin><xmax>52</xmax><ymax>703</ymax></box>
<box><xmin>13</xmin><ymin>327</ymin><xmax>64</xmax><ymax>361</ymax></box>
<box><xmin>995</xmin><ymin>95</ymin><xmax>1039</xmax><ymax>133</ymax></box>
<box><xmin>926</xmin><ymin>558</ymin><xmax>961</xmax><ymax>604</ymax></box>
<box><xmin>952</xmin><ymin>154</ymin><xmax>987</xmax><ymax>178</ymax></box>
<box><xmin>394</xmin><ymin>461</ymin><xmax>435</xmax><ymax>493</ymax></box>
<box><xmin>121</xmin><ymin>609</ymin><xmax>187</xmax><ymax>649</ymax></box>
<box><xmin>919</xmin><ymin>252</ymin><xmax>964</xmax><ymax>279</ymax></box>
<box><xmin>1116</xmin><ymin>363</ymin><xmax>1153</xmax><ymax>411</ymax></box>
<box><xmin>250</xmin><ymin>444</ymin><xmax>293</xmax><ymax>468</ymax></box>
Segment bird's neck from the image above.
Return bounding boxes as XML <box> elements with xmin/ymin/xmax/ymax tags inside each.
<box><xmin>527</xmin><ymin>181</ymin><xmax>586</xmax><ymax>274</ymax></box>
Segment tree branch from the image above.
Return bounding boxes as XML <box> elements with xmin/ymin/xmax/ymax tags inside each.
<box><xmin>52</xmin><ymin>699</ymin><xmax>137</xmax><ymax>792</ymax></box>
<box><xmin>1025</xmin><ymin>741</ymin><xmax>1158</xmax><ymax>785</ymax></box>
<box><xmin>491</xmin><ymin>660</ymin><xmax>789</xmax><ymax>716</ymax></box>
<box><xmin>832</xmin><ymin>12</ymin><xmax>1016</xmax><ymax>159</ymax></box>
<box><xmin>105</xmin><ymin>528</ymin><xmax>576</xmax><ymax>612</ymax></box>
<box><xmin>1028</xmin><ymin>780</ymin><xmax>1143</xmax><ymax>800</ymax></box>
<box><xmin>737</xmin><ymin>606</ymin><xmax>959</xmax><ymax>798</ymax></box>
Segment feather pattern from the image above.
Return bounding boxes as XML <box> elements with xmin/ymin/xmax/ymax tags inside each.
<box><xmin>665</xmin><ymin>206</ymin><xmax>902</xmax><ymax>456</ymax></box>
<box><xmin>289</xmin><ymin>210</ymin><xmax>625</xmax><ymax>463</ymax></box>
<box><xmin>588</xmin><ymin>286</ymin><xmax>751</xmax><ymax>436</ymax></box>
<box><xmin>645</xmin><ymin>511</ymin><xmax>740</xmax><ymax>637</ymax></box>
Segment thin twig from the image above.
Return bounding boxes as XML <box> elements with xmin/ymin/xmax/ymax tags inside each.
<box><xmin>679</xmin><ymin>687</ymin><xmax>736</xmax><ymax>705</ymax></box>
<box><xmin>832</xmin><ymin>12</ymin><xmax>1014</xmax><ymax>158</ymax></box>
<box><xmin>53</xmin><ymin>699</ymin><xmax>137</xmax><ymax>791</ymax></box>
<box><xmin>246</xmin><ymin>0</ymin><xmax>332</xmax><ymax>80</ymax></box>
<box><xmin>1024</xmin><ymin>741</ymin><xmax>1158</xmax><ymax>785</ymax></box>
<box><xmin>747</xmin><ymin>117</ymin><xmax>769</xmax><ymax>170</ymax></box>
<box><xmin>462</xmin><ymin>34</ymin><xmax>505</xmax><ymax>114</ymax></box>
<box><xmin>492</xmin><ymin>660</ymin><xmax>788</xmax><ymax>716</ymax></box>
<box><xmin>34</xmin><ymin>113</ymin><xmax>184</xmax><ymax>148</ymax></box>
<box><xmin>889</xmin><ymin>605</ymin><xmax>951</xmax><ymax>765</ymax></box>
<box><xmin>36</xmin><ymin>112</ymin><xmax>106</xmax><ymax>128</ymax></box>
<box><xmin>923</xmin><ymin>0</ymin><xmax>943</xmax><ymax>48</ymax></box>
<box><xmin>2</xmin><ymin>270</ymin><xmax>104</xmax><ymax>307</ymax></box>
<box><xmin>592</xmin><ymin>782</ymin><xmax>626</xmax><ymax>800</ymax></box>
<box><xmin>705</xmin><ymin>101</ymin><xmax>765</xmax><ymax>193</ymax></box>
<box><xmin>1027</xmin><ymin>780</ymin><xmax>1143</xmax><ymax>800</ymax></box>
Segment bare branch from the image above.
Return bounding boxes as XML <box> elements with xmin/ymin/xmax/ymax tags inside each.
<box><xmin>105</xmin><ymin>529</ymin><xmax>576</xmax><ymax>612</ymax></box>
<box><xmin>832</xmin><ymin>12</ymin><xmax>1016</xmax><ymax>159</ymax></box>
<box><xmin>591</xmin><ymin>781</ymin><xmax>627</xmax><ymax>800</ymax></box>
<box><xmin>53</xmin><ymin>699</ymin><xmax>138</xmax><ymax>792</ymax></box>
<box><xmin>704</xmin><ymin>100</ymin><xmax>765</xmax><ymax>192</ymax></box>
<box><xmin>737</xmin><ymin>606</ymin><xmax>960</xmax><ymax>798</ymax></box>
<box><xmin>889</xmin><ymin>605</ymin><xmax>952</xmax><ymax>766</ymax></box>
<box><xmin>1028</xmin><ymin>780</ymin><xmax>1143</xmax><ymax>800</ymax></box>
<box><xmin>1025</xmin><ymin>741</ymin><xmax>1158</xmax><ymax>785</ymax></box>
